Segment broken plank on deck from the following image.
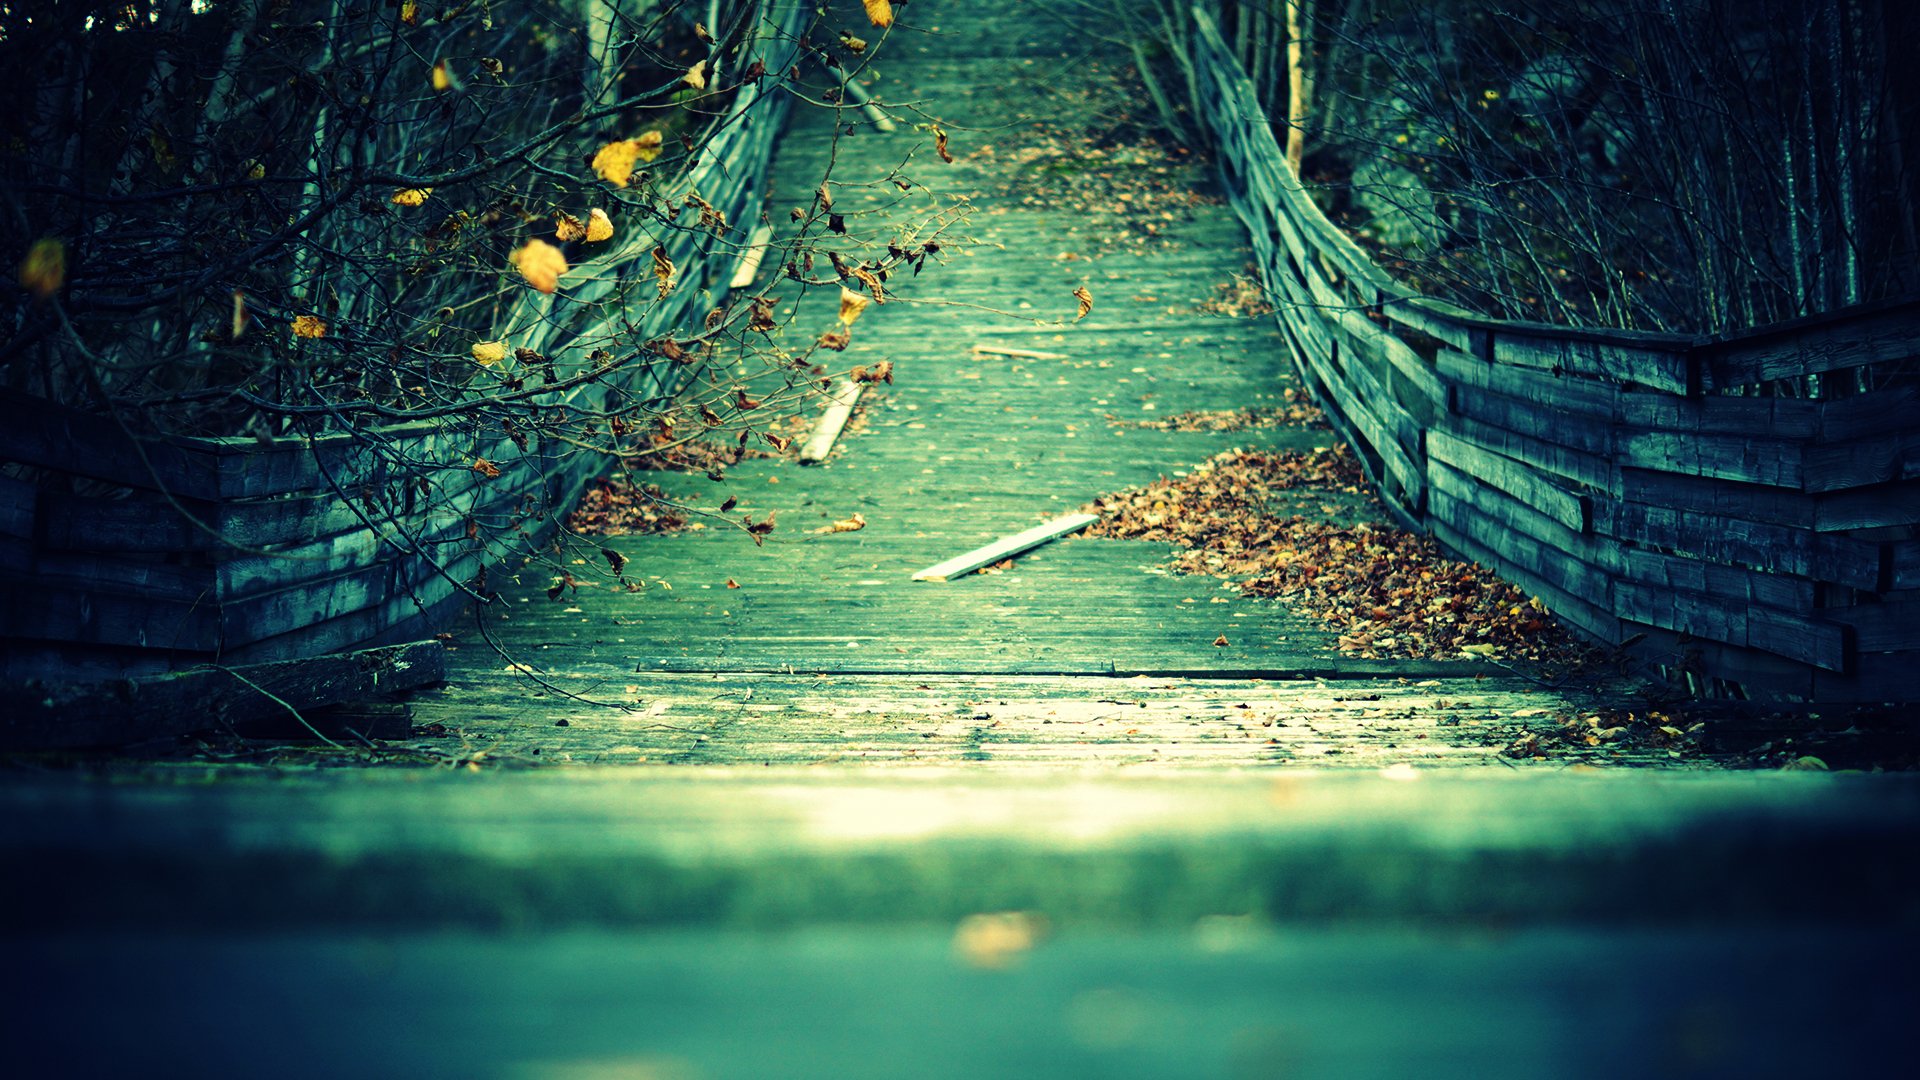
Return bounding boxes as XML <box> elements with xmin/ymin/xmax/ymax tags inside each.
<box><xmin>912</xmin><ymin>513</ymin><xmax>1099</xmax><ymax>581</ymax></box>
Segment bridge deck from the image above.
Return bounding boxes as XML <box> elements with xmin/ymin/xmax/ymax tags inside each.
<box><xmin>408</xmin><ymin>1</ymin><xmax>1634</xmax><ymax>766</ymax></box>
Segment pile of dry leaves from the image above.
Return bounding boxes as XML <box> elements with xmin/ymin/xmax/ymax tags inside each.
<box><xmin>1089</xmin><ymin>446</ymin><xmax>1603</xmax><ymax>667</ymax></box>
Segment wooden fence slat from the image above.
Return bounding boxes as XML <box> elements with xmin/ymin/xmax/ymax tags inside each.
<box><xmin>1427</xmin><ymin>430</ymin><xmax>1589</xmax><ymax>534</ymax></box>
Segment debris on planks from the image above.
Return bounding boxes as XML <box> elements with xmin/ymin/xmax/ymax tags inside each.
<box><xmin>798</xmin><ymin>380</ymin><xmax>866</xmax><ymax>464</ymax></box>
<box><xmin>840</xmin><ymin>79</ymin><xmax>897</xmax><ymax>133</ymax></box>
<box><xmin>729</xmin><ymin>224</ymin><xmax>774</xmax><ymax>290</ymax></box>
<box><xmin>912</xmin><ymin>513</ymin><xmax>1099</xmax><ymax>582</ymax></box>
<box><xmin>973</xmin><ymin>345</ymin><xmax>1067</xmax><ymax>360</ymax></box>
<box><xmin>0</xmin><ymin>639</ymin><xmax>447</xmax><ymax>750</ymax></box>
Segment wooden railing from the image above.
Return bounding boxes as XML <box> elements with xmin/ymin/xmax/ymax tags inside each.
<box><xmin>1190</xmin><ymin>8</ymin><xmax>1920</xmax><ymax>701</ymax></box>
<box><xmin>0</xmin><ymin>3</ymin><xmax>805</xmax><ymax>681</ymax></box>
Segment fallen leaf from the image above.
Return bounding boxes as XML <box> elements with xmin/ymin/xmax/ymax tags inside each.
<box><xmin>554</xmin><ymin>211</ymin><xmax>588</xmax><ymax>241</ymax></box>
<box><xmin>512</xmin><ymin>238</ymin><xmax>568</xmax><ymax>293</ymax></box>
<box><xmin>726</xmin><ymin>578</ymin><xmax>740</xmax><ymax>589</ymax></box>
<box><xmin>391</xmin><ymin>187</ymin><xmax>432</xmax><ymax>206</ymax></box>
<box><xmin>1073</xmin><ymin>285</ymin><xmax>1094</xmax><ymax>321</ymax></box>
<box><xmin>863</xmin><ymin>0</ymin><xmax>894</xmax><ymax>28</ymax></box>
<box><xmin>585</xmin><ymin>207</ymin><xmax>614</xmax><ymax>241</ymax></box>
<box><xmin>1213</xmin><ymin>634</ymin><xmax>1230</xmax><ymax>647</ymax></box>
<box><xmin>471</xmin><ymin>340</ymin><xmax>508</xmax><ymax>365</ymax></box>
<box><xmin>290</xmin><ymin>314</ymin><xmax>327</xmax><ymax>339</ymax></box>
<box><xmin>933</xmin><ymin>125</ymin><xmax>954</xmax><ymax>163</ymax></box>
<box><xmin>1458</xmin><ymin>643</ymin><xmax>1498</xmax><ymax>658</ymax></box>
<box><xmin>473</xmin><ymin>457</ymin><xmax>501</xmax><ymax>479</ymax></box>
<box><xmin>813</xmin><ymin>513</ymin><xmax>867</xmax><ymax>534</ymax></box>
<box><xmin>954</xmin><ymin>912</ymin><xmax>1046</xmax><ymax>970</ymax></box>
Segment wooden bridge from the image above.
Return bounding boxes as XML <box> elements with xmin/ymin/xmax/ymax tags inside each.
<box><xmin>4</xmin><ymin>5</ymin><xmax>1917</xmax><ymax>1075</ymax></box>
<box><xmin>396</xmin><ymin>1</ymin><xmax>1648</xmax><ymax>767</ymax></box>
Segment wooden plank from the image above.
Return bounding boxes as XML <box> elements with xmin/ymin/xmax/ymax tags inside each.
<box><xmin>912</xmin><ymin>514</ymin><xmax>1099</xmax><ymax>582</ymax></box>
<box><xmin>1435</xmin><ymin>349</ymin><xmax>1617</xmax><ymax>419</ymax></box>
<box><xmin>1813</xmin><ymin>481</ymin><xmax>1920</xmax><ymax>532</ymax></box>
<box><xmin>1594</xmin><ymin>500</ymin><xmax>1885</xmax><ymax>590</ymax></box>
<box><xmin>1616</xmin><ymin>429</ymin><xmax>1804</xmax><ymax>489</ymax></box>
<box><xmin>1617</xmin><ymin>468</ymin><xmax>1814</xmax><ymax>529</ymax></box>
<box><xmin>798</xmin><ymin>381</ymin><xmax>865</xmax><ymax>464</ymax></box>
<box><xmin>1427</xmin><ymin>429</ymin><xmax>1589</xmax><ymax>533</ymax></box>
<box><xmin>1802</xmin><ymin>429</ymin><xmax>1920</xmax><ymax>493</ymax></box>
<box><xmin>1490</xmin><ymin>329</ymin><xmax>1695</xmax><ymax>396</ymax></box>
<box><xmin>1381</xmin><ymin>296</ymin><xmax>1480</xmax><ymax>354</ymax></box>
<box><xmin>1451</xmin><ymin>386</ymin><xmax>1614</xmax><ymax>457</ymax></box>
<box><xmin>0</xmin><ymin>389</ymin><xmax>224</xmax><ymax>500</ymax></box>
<box><xmin>1700</xmin><ymin>296</ymin><xmax>1920</xmax><ymax>389</ymax></box>
<box><xmin>1334</xmin><ymin>307</ymin><xmax>1448</xmax><ymax>418</ymax></box>
<box><xmin>729</xmin><ymin>224</ymin><xmax>774</xmax><ymax>290</ymax></box>
<box><xmin>1448</xmin><ymin>415</ymin><xmax>1613</xmax><ymax>491</ymax></box>
<box><xmin>1819</xmin><ymin>595</ymin><xmax>1920</xmax><ymax>653</ymax></box>
<box><xmin>1619</xmin><ymin>548</ymin><xmax>1815</xmax><ymax>614</ymax></box>
<box><xmin>0</xmin><ymin>639</ymin><xmax>447</xmax><ymax>749</ymax></box>
<box><xmin>1425</xmin><ymin>480</ymin><xmax>1614</xmax><ymax>599</ymax></box>
<box><xmin>1619</xmin><ymin>391</ymin><xmax>1818</xmax><ymax>441</ymax></box>
<box><xmin>1819</xmin><ymin>382</ymin><xmax>1920</xmax><ymax>442</ymax></box>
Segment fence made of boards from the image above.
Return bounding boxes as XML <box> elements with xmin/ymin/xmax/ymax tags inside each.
<box><xmin>1190</xmin><ymin>7</ymin><xmax>1920</xmax><ymax>701</ymax></box>
<box><xmin>0</xmin><ymin>2</ymin><xmax>807</xmax><ymax>684</ymax></box>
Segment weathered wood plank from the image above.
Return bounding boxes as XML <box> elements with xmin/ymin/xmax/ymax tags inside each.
<box><xmin>912</xmin><ymin>514</ymin><xmax>1099</xmax><ymax>582</ymax></box>
<box><xmin>1700</xmin><ymin>296</ymin><xmax>1920</xmax><ymax>388</ymax></box>
<box><xmin>1435</xmin><ymin>348</ymin><xmax>1618</xmax><ymax>419</ymax></box>
<box><xmin>729</xmin><ymin>224</ymin><xmax>775</xmax><ymax>290</ymax></box>
<box><xmin>1616</xmin><ymin>429</ymin><xmax>1804</xmax><ymax>489</ymax></box>
<box><xmin>1490</xmin><ymin>329</ymin><xmax>1695</xmax><ymax>396</ymax></box>
<box><xmin>1427</xmin><ymin>430</ymin><xmax>1589</xmax><ymax>534</ymax></box>
<box><xmin>0</xmin><ymin>639</ymin><xmax>446</xmax><ymax>749</ymax></box>
<box><xmin>798</xmin><ymin>381</ymin><xmax>865</xmax><ymax>464</ymax></box>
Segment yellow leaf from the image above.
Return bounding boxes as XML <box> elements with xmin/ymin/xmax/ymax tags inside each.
<box><xmin>838</xmin><ymin>286</ymin><xmax>870</xmax><ymax>325</ymax></box>
<box><xmin>863</xmin><ymin>0</ymin><xmax>894</xmax><ymax>28</ymax></box>
<box><xmin>554</xmin><ymin>211</ymin><xmax>587</xmax><ymax>242</ymax></box>
<box><xmin>652</xmin><ymin>245</ymin><xmax>675</xmax><ymax>298</ymax></box>
<box><xmin>18</xmin><ymin>238</ymin><xmax>66</xmax><ymax>300</ymax></box>
<box><xmin>471</xmin><ymin>340</ymin><xmax>508</xmax><ymax>366</ymax></box>
<box><xmin>431</xmin><ymin>59</ymin><xmax>455</xmax><ymax>92</ymax></box>
<box><xmin>391</xmin><ymin>187</ymin><xmax>432</xmax><ymax>206</ymax></box>
<box><xmin>473</xmin><ymin>458</ymin><xmax>501</xmax><ymax>479</ymax></box>
<box><xmin>634</xmin><ymin>130</ymin><xmax>663</xmax><ymax>163</ymax></box>
<box><xmin>591</xmin><ymin>139</ymin><xmax>641</xmax><ymax>188</ymax></box>
<box><xmin>811</xmin><ymin>513</ymin><xmax>867</xmax><ymax>534</ymax></box>
<box><xmin>400</xmin><ymin>1</ymin><xmax>419</xmax><ymax>27</ymax></box>
<box><xmin>694</xmin><ymin>21</ymin><xmax>713</xmax><ymax>43</ymax></box>
<box><xmin>840</xmin><ymin>32</ymin><xmax>868</xmax><ymax>53</ymax></box>
<box><xmin>684</xmin><ymin>60</ymin><xmax>707</xmax><ymax>90</ymax></box>
<box><xmin>586</xmin><ymin>207</ymin><xmax>614</xmax><ymax>242</ymax></box>
<box><xmin>933</xmin><ymin>125</ymin><xmax>954</xmax><ymax>163</ymax></box>
<box><xmin>511</xmin><ymin>238</ymin><xmax>568</xmax><ymax>293</ymax></box>
<box><xmin>290</xmin><ymin>314</ymin><xmax>327</xmax><ymax>339</ymax></box>
<box><xmin>242</xmin><ymin>159</ymin><xmax>265</xmax><ymax>180</ymax></box>
<box><xmin>1073</xmin><ymin>285</ymin><xmax>1093</xmax><ymax>321</ymax></box>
